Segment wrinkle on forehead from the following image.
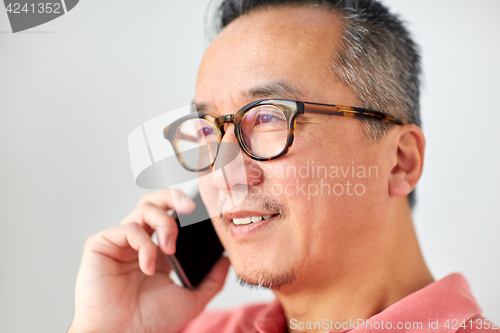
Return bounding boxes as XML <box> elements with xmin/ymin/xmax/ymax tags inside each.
<box><xmin>208</xmin><ymin>6</ymin><xmax>344</xmax><ymax>59</ymax></box>
<box><xmin>195</xmin><ymin>6</ymin><xmax>348</xmax><ymax>115</ymax></box>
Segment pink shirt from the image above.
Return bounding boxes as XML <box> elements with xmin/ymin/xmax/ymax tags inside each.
<box><xmin>178</xmin><ymin>273</ymin><xmax>499</xmax><ymax>333</ymax></box>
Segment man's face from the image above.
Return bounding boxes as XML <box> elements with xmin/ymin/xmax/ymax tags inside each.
<box><xmin>195</xmin><ymin>6</ymin><xmax>393</xmax><ymax>289</ymax></box>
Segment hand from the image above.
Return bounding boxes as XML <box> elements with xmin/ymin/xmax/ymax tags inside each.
<box><xmin>68</xmin><ymin>189</ymin><xmax>230</xmax><ymax>333</ymax></box>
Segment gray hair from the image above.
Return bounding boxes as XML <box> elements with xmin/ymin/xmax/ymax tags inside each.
<box><xmin>205</xmin><ymin>0</ymin><xmax>421</xmax><ymax>207</ymax></box>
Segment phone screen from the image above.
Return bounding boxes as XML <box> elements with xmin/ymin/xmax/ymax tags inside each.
<box><xmin>166</xmin><ymin>193</ymin><xmax>225</xmax><ymax>289</ymax></box>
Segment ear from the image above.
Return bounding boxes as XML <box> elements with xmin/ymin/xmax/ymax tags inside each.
<box><xmin>388</xmin><ymin>124</ymin><xmax>425</xmax><ymax>197</ymax></box>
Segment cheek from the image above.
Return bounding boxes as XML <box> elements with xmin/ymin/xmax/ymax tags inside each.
<box><xmin>198</xmin><ymin>175</ymin><xmax>219</xmax><ymax>218</ymax></box>
<box><xmin>267</xmin><ymin>127</ymin><xmax>387</xmax><ymax>229</ymax></box>
<box><xmin>199</xmin><ymin>176</ymin><xmax>232</xmax><ymax>250</ymax></box>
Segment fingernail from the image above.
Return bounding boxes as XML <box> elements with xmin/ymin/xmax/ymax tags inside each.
<box><xmin>167</xmin><ymin>236</ymin><xmax>176</xmax><ymax>253</ymax></box>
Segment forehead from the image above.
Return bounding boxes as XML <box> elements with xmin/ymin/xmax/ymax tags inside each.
<box><xmin>194</xmin><ymin>6</ymin><xmax>347</xmax><ymax>114</ymax></box>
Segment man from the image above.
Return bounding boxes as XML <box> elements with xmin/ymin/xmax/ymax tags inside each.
<box><xmin>68</xmin><ymin>1</ymin><xmax>498</xmax><ymax>332</ymax></box>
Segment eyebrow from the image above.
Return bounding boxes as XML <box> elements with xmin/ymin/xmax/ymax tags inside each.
<box><xmin>243</xmin><ymin>80</ymin><xmax>304</xmax><ymax>100</ymax></box>
<box><xmin>192</xmin><ymin>80</ymin><xmax>304</xmax><ymax>114</ymax></box>
<box><xmin>192</xmin><ymin>101</ymin><xmax>208</xmax><ymax>114</ymax></box>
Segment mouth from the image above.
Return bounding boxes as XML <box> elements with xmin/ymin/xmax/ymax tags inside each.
<box><xmin>223</xmin><ymin>209</ymin><xmax>281</xmax><ymax>238</ymax></box>
<box><xmin>232</xmin><ymin>213</ymin><xmax>279</xmax><ymax>225</ymax></box>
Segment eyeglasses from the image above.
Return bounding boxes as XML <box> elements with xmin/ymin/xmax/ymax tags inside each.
<box><xmin>164</xmin><ymin>99</ymin><xmax>403</xmax><ymax>172</ymax></box>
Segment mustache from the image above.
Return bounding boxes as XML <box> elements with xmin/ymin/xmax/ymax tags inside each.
<box><xmin>218</xmin><ymin>191</ymin><xmax>286</xmax><ymax>221</ymax></box>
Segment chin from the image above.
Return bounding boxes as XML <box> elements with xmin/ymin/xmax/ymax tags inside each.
<box><xmin>235</xmin><ymin>267</ymin><xmax>296</xmax><ymax>290</ymax></box>
<box><xmin>230</xmin><ymin>255</ymin><xmax>297</xmax><ymax>290</ymax></box>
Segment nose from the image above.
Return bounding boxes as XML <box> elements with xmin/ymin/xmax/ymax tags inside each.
<box><xmin>210</xmin><ymin>123</ymin><xmax>264</xmax><ymax>193</ymax></box>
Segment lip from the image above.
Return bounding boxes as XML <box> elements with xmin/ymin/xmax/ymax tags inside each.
<box><xmin>223</xmin><ymin>210</ymin><xmax>279</xmax><ymax>239</ymax></box>
<box><xmin>224</xmin><ymin>210</ymin><xmax>276</xmax><ymax>220</ymax></box>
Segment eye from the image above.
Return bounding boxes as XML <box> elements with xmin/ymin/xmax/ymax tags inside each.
<box><xmin>202</xmin><ymin>127</ymin><xmax>215</xmax><ymax>136</ymax></box>
<box><xmin>197</xmin><ymin>126</ymin><xmax>216</xmax><ymax>139</ymax></box>
<box><xmin>256</xmin><ymin>114</ymin><xmax>273</xmax><ymax>124</ymax></box>
<box><xmin>255</xmin><ymin>112</ymin><xmax>286</xmax><ymax>125</ymax></box>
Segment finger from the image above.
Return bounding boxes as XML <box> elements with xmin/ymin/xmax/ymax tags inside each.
<box><xmin>193</xmin><ymin>257</ymin><xmax>230</xmax><ymax>305</ymax></box>
<box><xmin>121</xmin><ymin>204</ymin><xmax>179</xmax><ymax>255</ymax></box>
<box><xmin>100</xmin><ymin>223</ymin><xmax>158</xmax><ymax>276</ymax></box>
<box><xmin>154</xmin><ymin>246</ymin><xmax>172</xmax><ymax>275</ymax></box>
<box><xmin>137</xmin><ymin>188</ymin><xmax>195</xmax><ymax>215</ymax></box>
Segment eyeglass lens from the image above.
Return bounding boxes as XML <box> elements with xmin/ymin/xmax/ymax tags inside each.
<box><xmin>176</xmin><ymin>118</ymin><xmax>218</xmax><ymax>170</ymax></box>
<box><xmin>175</xmin><ymin>104</ymin><xmax>289</xmax><ymax>170</ymax></box>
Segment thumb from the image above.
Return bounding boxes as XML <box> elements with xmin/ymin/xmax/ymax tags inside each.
<box><xmin>193</xmin><ymin>256</ymin><xmax>230</xmax><ymax>305</ymax></box>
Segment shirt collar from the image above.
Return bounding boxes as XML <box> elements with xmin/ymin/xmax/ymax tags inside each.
<box><xmin>350</xmin><ymin>273</ymin><xmax>482</xmax><ymax>333</ymax></box>
<box><xmin>252</xmin><ymin>273</ymin><xmax>481</xmax><ymax>333</ymax></box>
<box><xmin>253</xmin><ymin>299</ymin><xmax>287</xmax><ymax>333</ymax></box>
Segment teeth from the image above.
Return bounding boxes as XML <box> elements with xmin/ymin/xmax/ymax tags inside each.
<box><xmin>233</xmin><ymin>217</ymin><xmax>252</xmax><ymax>225</ymax></box>
<box><xmin>232</xmin><ymin>215</ymin><xmax>274</xmax><ymax>225</ymax></box>
<box><xmin>251</xmin><ymin>216</ymin><xmax>262</xmax><ymax>222</ymax></box>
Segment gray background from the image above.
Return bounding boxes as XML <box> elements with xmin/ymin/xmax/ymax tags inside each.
<box><xmin>0</xmin><ymin>1</ymin><xmax>499</xmax><ymax>332</ymax></box>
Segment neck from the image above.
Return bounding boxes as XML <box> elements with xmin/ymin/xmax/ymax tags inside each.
<box><xmin>275</xmin><ymin>198</ymin><xmax>434</xmax><ymax>333</ymax></box>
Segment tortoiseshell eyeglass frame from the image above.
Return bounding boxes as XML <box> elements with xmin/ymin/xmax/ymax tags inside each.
<box><xmin>164</xmin><ymin>99</ymin><xmax>404</xmax><ymax>172</ymax></box>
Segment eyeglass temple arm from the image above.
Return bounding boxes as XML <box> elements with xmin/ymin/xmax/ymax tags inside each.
<box><xmin>302</xmin><ymin>102</ymin><xmax>403</xmax><ymax>125</ymax></box>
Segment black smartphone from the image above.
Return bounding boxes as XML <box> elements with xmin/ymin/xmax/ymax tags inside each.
<box><xmin>165</xmin><ymin>193</ymin><xmax>225</xmax><ymax>289</ymax></box>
